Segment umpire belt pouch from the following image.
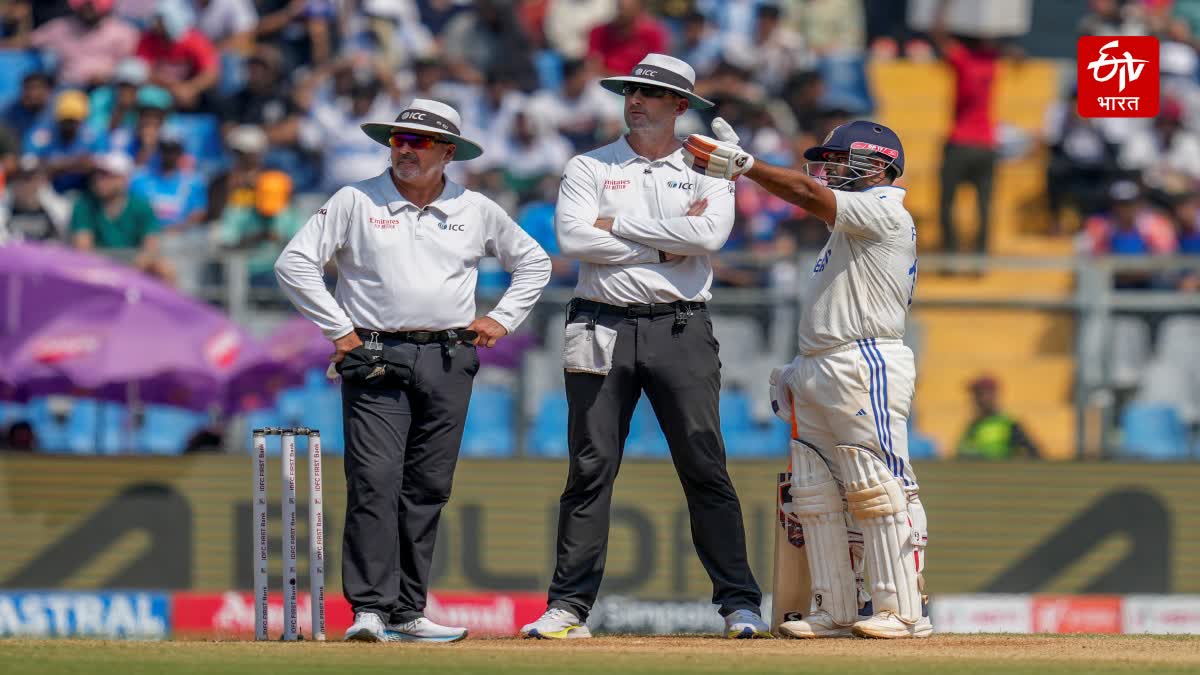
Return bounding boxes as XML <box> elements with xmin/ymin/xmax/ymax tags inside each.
<box><xmin>562</xmin><ymin>321</ymin><xmax>617</xmax><ymax>375</ymax></box>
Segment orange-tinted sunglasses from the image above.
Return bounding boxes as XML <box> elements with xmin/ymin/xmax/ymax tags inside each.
<box><xmin>389</xmin><ymin>132</ymin><xmax>448</xmax><ymax>150</ymax></box>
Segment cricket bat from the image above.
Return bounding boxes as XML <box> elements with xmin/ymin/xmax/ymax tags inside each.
<box><xmin>770</xmin><ymin>470</ymin><xmax>812</xmax><ymax>633</ymax></box>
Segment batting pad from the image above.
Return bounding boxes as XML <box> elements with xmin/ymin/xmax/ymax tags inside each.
<box><xmin>788</xmin><ymin>440</ymin><xmax>857</xmax><ymax>624</ymax></box>
<box><xmin>839</xmin><ymin>444</ymin><xmax>923</xmax><ymax>622</ymax></box>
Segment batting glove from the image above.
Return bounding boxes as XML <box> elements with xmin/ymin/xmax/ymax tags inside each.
<box><xmin>682</xmin><ymin>117</ymin><xmax>755</xmax><ymax>181</ymax></box>
<box><xmin>769</xmin><ymin>360</ymin><xmax>799</xmax><ymax>425</ymax></box>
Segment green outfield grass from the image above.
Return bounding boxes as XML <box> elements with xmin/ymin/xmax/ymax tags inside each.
<box><xmin>3</xmin><ymin>635</ymin><xmax>1199</xmax><ymax>675</ymax></box>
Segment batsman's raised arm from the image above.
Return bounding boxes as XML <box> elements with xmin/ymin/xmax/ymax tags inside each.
<box><xmin>683</xmin><ymin>117</ymin><xmax>871</xmax><ymax>226</ymax></box>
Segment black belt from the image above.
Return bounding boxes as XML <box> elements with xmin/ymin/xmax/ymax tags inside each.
<box><xmin>572</xmin><ymin>299</ymin><xmax>706</xmax><ymax>318</ymax></box>
<box><xmin>355</xmin><ymin>328</ymin><xmax>478</xmax><ymax>344</ymax></box>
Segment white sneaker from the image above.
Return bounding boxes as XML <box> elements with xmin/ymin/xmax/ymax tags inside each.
<box><xmin>385</xmin><ymin>617</ymin><xmax>468</xmax><ymax>643</ymax></box>
<box><xmin>344</xmin><ymin>612</ymin><xmax>386</xmax><ymax>642</ymax></box>
<box><xmin>778</xmin><ymin>610</ymin><xmax>853</xmax><ymax>638</ymax></box>
<box><xmin>852</xmin><ymin>611</ymin><xmax>933</xmax><ymax>639</ymax></box>
<box><xmin>724</xmin><ymin>609</ymin><xmax>772</xmax><ymax>639</ymax></box>
<box><xmin>520</xmin><ymin>608</ymin><xmax>591</xmax><ymax>639</ymax></box>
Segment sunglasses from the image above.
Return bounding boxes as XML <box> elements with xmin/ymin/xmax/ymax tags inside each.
<box><xmin>389</xmin><ymin>132</ymin><xmax>448</xmax><ymax>150</ymax></box>
<box><xmin>621</xmin><ymin>83</ymin><xmax>673</xmax><ymax>98</ymax></box>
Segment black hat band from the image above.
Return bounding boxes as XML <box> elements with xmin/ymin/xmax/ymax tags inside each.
<box><xmin>394</xmin><ymin>109</ymin><xmax>460</xmax><ymax>136</ymax></box>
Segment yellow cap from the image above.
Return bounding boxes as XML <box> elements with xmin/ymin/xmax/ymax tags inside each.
<box><xmin>255</xmin><ymin>171</ymin><xmax>292</xmax><ymax>217</ymax></box>
<box><xmin>54</xmin><ymin>90</ymin><xmax>89</xmax><ymax>121</ymax></box>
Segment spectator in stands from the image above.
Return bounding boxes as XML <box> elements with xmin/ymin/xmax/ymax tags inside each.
<box><xmin>1082</xmin><ymin>181</ymin><xmax>1177</xmax><ymax>289</ymax></box>
<box><xmin>517</xmin><ymin>174</ymin><xmax>577</xmax><ymax>287</ymax></box>
<box><xmin>109</xmin><ymin>84</ymin><xmax>173</xmax><ymax>166</ymax></box>
<box><xmin>26</xmin><ymin>90</ymin><xmax>103</xmax><ymax>193</ymax></box>
<box><xmin>1169</xmin><ymin>192</ymin><xmax>1200</xmax><ymax>290</ymax></box>
<box><xmin>458</xmin><ymin>69</ymin><xmax>526</xmax><ymax>161</ymax></box>
<box><xmin>136</xmin><ymin>0</ymin><xmax>221</xmax><ymax>111</ymax></box>
<box><xmin>675</xmin><ymin>10</ymin><xmax>722</xmax><ymax>78</ymax></box>
<box><xmin>6</xmin><ymin>0</ymin><xmax>140</xmax><ymax>87</ymax></box>
<box><xmin>442</xmin><ymin>0</ymin><xmax>538</xmax><ymax>90</ymax></box>
<box><xmin>196</xmin><ymin>0</ymin><xmax>258</xmax><ymax>52</ymax></box>
<box><xmin>3</xmin><ymin>420</ymin><xmax>36</xmax><ymax>452</ymax></box>
<box><xmin>219</xmin><ymin>45</ymin><xmax>301</xmax><ymax>153</ymax></box>
<box><xmin>544</xmin><ymin>0</ymin><xmax>614</xmax><ymax>60</ymax></box>
<box><xmin>788</xmin><ymin>0</ymin><xmax>864</xmax><ymax>58</ymax></box>
<box><xmin>1078</xmin><ymin>0</ymin><xmax>1148</xmax><ymax>37</ymax></box>
<box><xmin>409</xmin><ymin>56</ymin><xmax>473</xmax><ymax>113</ymax></box>
<box><xmin>1043</xmin><ymin>88</ymin><xmax>1120</xmax><ymax>233</ymax></box>
<box><xmin>778</xmin><ymin>68</ymin><xmax>825</xmax><ymax>135</ymax></box>
<box><xmin>1119</xmin><ymin>98</ymin><xmax>1200</xmax><ymax>204</ymax></box>
<box><xmin>218</xmin><ymin>169</ymin><xmax>302</xmax><ymax>284</ymax></box>
<box><xmin>722</xmin><ymin>3</ymin><xmax>811</xmax><ymax>95</ymax></box>
<box><xmin>254</xmin><ymin>0</ymin><xmax>339</xmax><ymax>69</ymax></box>
<box><xmin>87</xmin><ymin>57</ymin><xmax>148</xmax><ymax>138</ymax></box>
<box><xmin>70</xmin><ymin>151</ymin><xmax>172</xmax><ymax>280</ymax></box>
<box><xmin>206</xmin><ymin>123</ymin><xmax>266</xmax><ymax>221</ymax></box>
<box><xmin>301</xmin><ymin>69</ymin><xmax>401</xmax><ymax>193</ymax></box>
<box><xmin>2</xmin><ymin>72</ymin><xmax>53</xmax><ymax>145</ymax></box>
<box><xmin>529</xmin><ymin>58</ymin><xmax>622</xmax><ymax>152</ymax></box>
<box><xmin>929</xmin><ymin>2</ymin><xmax>1001</xmax><ymax>258</ymax></box>
<box><xmin>586</xmin><ymin>0</ymin><xmax>668</xmax><ymax>75</ymax></box>
<box><xmin>492</xmin><ymin>108</ymin><xmax>572</xmax><ymax>198</ymax></box>
<box><xmin>956</xmin><ymin>375</ymin><xmax>1041</xmax><ymax>460</ymax></box>
<box><xmin>130</xmin><ymin>127</ymin><xmax>206</xmax><ymax>228</ymax></box>
<box><xmin>0</xmin><ymin>157</ymin><xmax>72</xmax><ymax>241</ymax></box>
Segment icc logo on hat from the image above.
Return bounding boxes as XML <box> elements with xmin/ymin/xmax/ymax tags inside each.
<box><xmin>401</xmin><ymin>111</ymin><xmax>427</xmax><ymax>121</ymax></box>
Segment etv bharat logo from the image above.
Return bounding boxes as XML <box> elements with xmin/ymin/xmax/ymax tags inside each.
<box><xmin>1077</xmin><ymin>36</ymin><xmax>1159</xmax><ymax>118</ymax></box>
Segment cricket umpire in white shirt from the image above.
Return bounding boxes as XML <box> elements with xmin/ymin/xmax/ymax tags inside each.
<box><xmin>520</xmin><ymin>54</ymin><xmax>769</xmax><ymax>640</ymax></box>
<box><xmin>275</xmin><ymin>99</ymin><xmax>551</xmax><ymax>643</ymax></box>
<box><xmin>683</xmin><ymin>119</ymin><xmax>931</xmax><ymax>639</ymax></box>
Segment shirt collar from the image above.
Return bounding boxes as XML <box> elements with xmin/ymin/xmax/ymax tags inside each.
<box><xmin>379</xmin><ymin>169</ymin><xmax>464</xmax><ymax>215</ymax></box>
<box><xmin>616</xmin><ymin>135</ymin><xmax>686</xmax><ymax>172</ymax></box>
<box><xmin>862</xmin><ymin>185</ymin><xmax>908</xmax><ymax>202</ymax></box>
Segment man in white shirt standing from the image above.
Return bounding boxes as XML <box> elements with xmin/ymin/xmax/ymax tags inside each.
<box><xmin>683</xmin><ymin>119</ymin><xmax>931</xmax><ymax>639</ymax></box>
<box><xmin>520</xmin><ymin>54</ymin><xmax>769</xmax><ymax>641</ymax></box>
<box><xmin>275</xmin><ymin>99</ymin><xmax>551</xmax><ymax>643</ymax></box>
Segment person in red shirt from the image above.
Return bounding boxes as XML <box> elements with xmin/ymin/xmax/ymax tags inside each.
<box><xmin>586</xmin><ymin>0</ymin><xmax>669</xmax><ymax>75</ymax></box>
<box><xmin>929</xmin><ymin>3</ymin><xmax>1001</xmax><ymax>259</ymax></box>
<box><xmin>135</xmin><ymin>0</ymin><xmax>220</xmax><ymax>111</ymax></box>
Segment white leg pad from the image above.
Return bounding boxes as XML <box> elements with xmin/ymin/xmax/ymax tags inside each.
<box><xmin>838</xmin><ymin>444</ymin><xmax>923</xmax><ymax>622</ymax></box>
<box><xmin>788</xmin><ymin>440</ymin><xmax>857</xmax><ymax>625</ymax></box>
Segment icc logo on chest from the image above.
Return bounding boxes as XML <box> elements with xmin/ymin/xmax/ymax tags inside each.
<box><xmin>439</xmin><ymin>222</ymin><xmax>466</xmax><ymax>231</ymax></box>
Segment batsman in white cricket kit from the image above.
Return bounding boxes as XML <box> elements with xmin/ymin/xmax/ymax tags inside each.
<box><xmin>683</xmin><ymin>119</ymin><xmax>931</xmax><ymax>639</ymax></box>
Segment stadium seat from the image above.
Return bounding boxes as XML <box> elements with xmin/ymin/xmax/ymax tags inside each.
<box><xmin>527</xmin><ymin>392</ymin><xmax>569</xmax><ymax>457</ymax></box>
<box><xmin>1157</xmin><ymin>316</ymin><xmax>1200</xmax><ymax>362</ymax></box>
<box><xmin>461</xmin><ymin>385</ymin><xmax>515</xmax><ymax>457</ymax></box>
<box><xmin>0</xmin><ymin>50</ymin><xmax>43</xmax><ymax>109</ymax></box>
<box><xmin>719</xmin><ymin>390</ymin><xmax>755</xmax><ymax>438</ymax></box>
<box><xmin>167</xmin><ymin>113</ymin><xmax>223</xmax><ymax>170</ymax></box>
<box><xmin>137</xmin><ymin>405</ymin><xmax>207</xmax><ymax>455</ymax></box>
<box><xmin>725</xmin><ymin>419</ymin><xmax>790</xmax><ymax>458</ymax></box>
<box><xmin>1137</xmin><ymin>359</ymin><xmax>1200</xmax><ymax>424</ymax></box>
<box><xmin>1119</xmin><ymin>402</ymin><xmax>1189</xmax><ymax>460</ymax></box>
<box><xmin>1109</xmin><ymin>316</ymin><xmax>1151</xmax><ymax>389</ymax></box>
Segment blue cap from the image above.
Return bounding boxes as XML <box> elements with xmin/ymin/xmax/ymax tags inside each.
<box><xmin>803</xmin><ymin>120</ymin><xmax>905</xmax><ymax>177</ymax></box>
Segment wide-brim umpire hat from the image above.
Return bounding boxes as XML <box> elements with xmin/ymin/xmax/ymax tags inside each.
<box><xmin>361</xmin><ymin>98</ymin><xmax>483</xmax><ymax>161</ymax></box>
<box><xmin>599</xmin><ymin>53</ymin><xmax>714</xmax><ymax>110</ymax></box>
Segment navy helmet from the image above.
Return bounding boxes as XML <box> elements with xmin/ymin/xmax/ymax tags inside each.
<box><xmin>802</xmin><ymin>120</ymin><xmax>905</xmax><ymax>190</ymax></box>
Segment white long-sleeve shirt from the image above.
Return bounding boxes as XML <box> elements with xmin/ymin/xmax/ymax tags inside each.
<box><xmin>555</xmin><ymin>136</ymin><xmax>735</xmax><ymax>305</ymax></box>
<box><xmin>798</xmin><ymin>186</ymin><xmax>916</xmax><ymax>354</ymax></box>
<box><xmin>275</xmin><ymin>169</ymin><xmax>551</xmax><ymax>340</ymax></box>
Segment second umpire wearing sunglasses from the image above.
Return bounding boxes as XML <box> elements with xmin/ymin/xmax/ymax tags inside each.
<box><xmin>520</xmin><ymin>54</ymin><xmax>768</xmax><ymax>640</ymax></box>
<box><xmin>276</xmin><ymin>98</ymin><xmax>551</xmax><ymax>643</ymax></box>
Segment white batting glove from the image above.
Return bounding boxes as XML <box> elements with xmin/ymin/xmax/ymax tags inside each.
<box><xmin>768</xmin><ymin>360</ymin><xmax>798</xmax><ymax>425</ymax></box>
<box><xmin>682</xmin><ymin>117</ymin><xmax>755</xmax><ymax>181</ymax></box>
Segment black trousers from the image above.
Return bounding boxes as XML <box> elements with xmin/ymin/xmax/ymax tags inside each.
<box><xmin>547</xmin><ymin>302</ymin><xmax>762</xmax><ymax>620</ymax></box>
<box><xmin>939</xmin><ymin>142</ymin><xmax>998</xmax><ymax>254</ymax></box>
<box><xmin>341</xmin><ymin>338</ymin><xmax>478</xmax><ymax>624</ymax></box>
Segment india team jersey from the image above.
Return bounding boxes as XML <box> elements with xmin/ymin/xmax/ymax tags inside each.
<box><xmin>797</xmin><ymin>186</ymin><xmax>917</xmax><ymax>354</ymax></box>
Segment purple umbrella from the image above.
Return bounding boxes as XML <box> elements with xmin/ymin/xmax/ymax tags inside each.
<box><xmin>0</xmin><ymin>242</ymin><xmax>288</xmax><ymax>411</ymax></box>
